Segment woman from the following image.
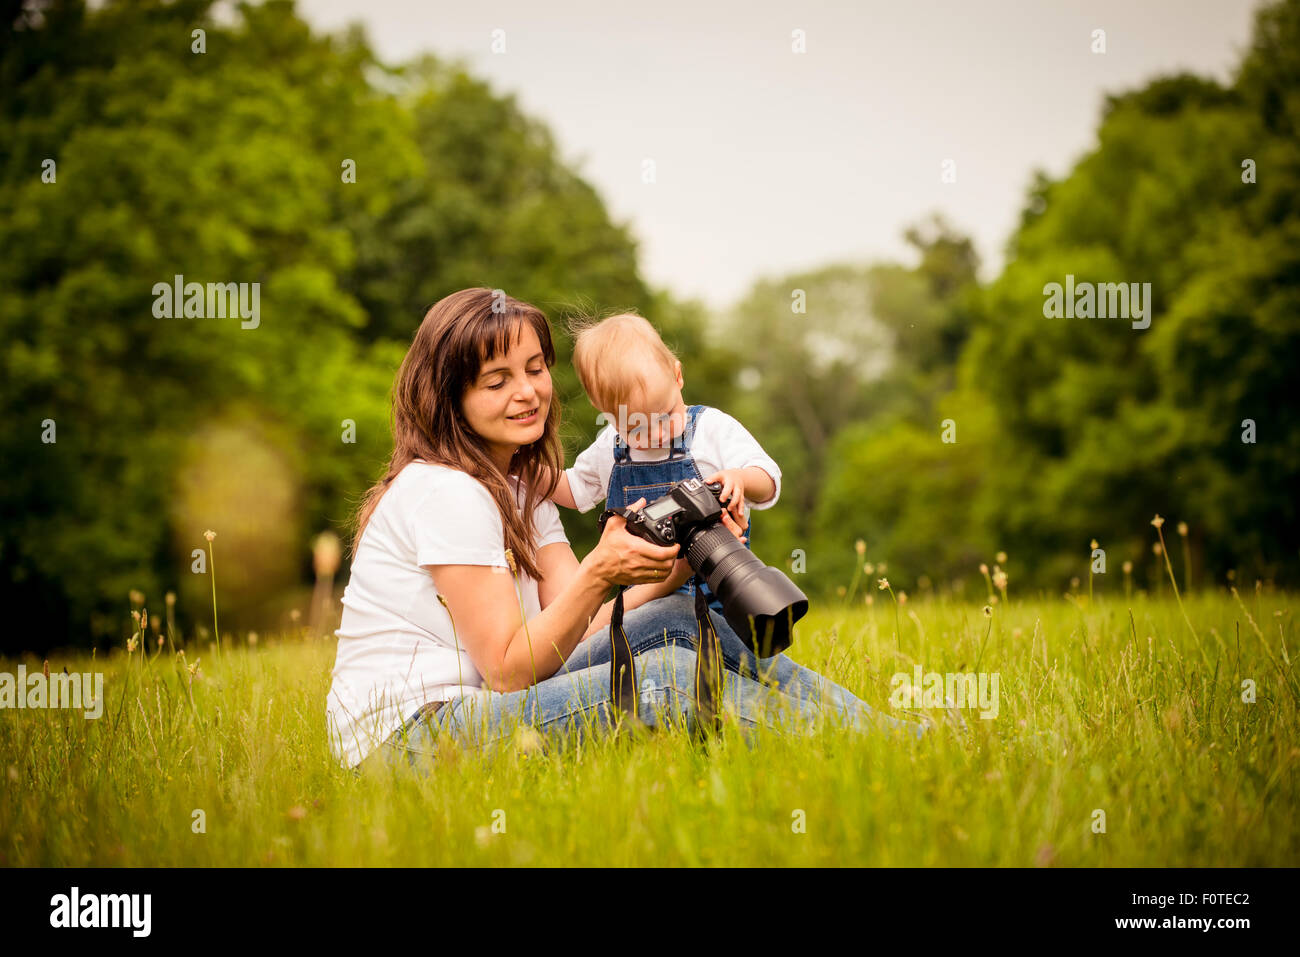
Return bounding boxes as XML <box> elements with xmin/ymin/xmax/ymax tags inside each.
<box><xmin>326</xmin><ymin>288</ymin><xmax>924</xmax><ymax>771</ymax></box>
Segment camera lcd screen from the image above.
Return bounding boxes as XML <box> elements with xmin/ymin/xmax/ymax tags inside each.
<box><xmin>642</xmin><ymin>498</ymin><xmax>679</xmax><ymax>521</ymax></box>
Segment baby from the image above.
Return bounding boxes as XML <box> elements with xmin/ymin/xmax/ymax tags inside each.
<box><xmin>549</xmin><ymin>312</ymin><xmax>782</xmax><ymax>612</ymax></box>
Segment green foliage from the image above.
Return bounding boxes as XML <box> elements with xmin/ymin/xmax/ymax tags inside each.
<box><xmin>0</xmin><ymin>0</ymin><xmax>653</xmax><ymax>648</ymax></box>
<box><xmin>4</xmin><ymin>0</ymin><xmax>1300</xmax><ymax>647</ymax></box>
<box><xmin>960</xmin><ymin>26</ymin><xmax>1300</xmax><ymax>588</ymax></box>
<box><xmin>724</xmin><ymin>1</ymin><xmax>1299</xmax><ymax>599</ymax></box>
<box><xmin>720</xmin><ymin>220</ymin><xmax>981</xmax><ymax>593</ymax></box>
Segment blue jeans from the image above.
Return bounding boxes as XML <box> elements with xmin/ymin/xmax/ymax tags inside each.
<box><xmin>373</xmin><ymin>593</ymin><xmax>925</xmax><ymax>770</ymax></box>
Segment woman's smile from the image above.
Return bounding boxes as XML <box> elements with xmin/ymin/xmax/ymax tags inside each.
<box><xmin>507</xmin><ymin>407</ymin><xmax>539</xmax><ymax>423</ymax></box>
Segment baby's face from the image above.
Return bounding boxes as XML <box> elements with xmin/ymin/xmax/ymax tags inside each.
<box><xmin>606</xmin><ymin>362</ymin><xmax>686</xmax><ymax>451</ymax></box>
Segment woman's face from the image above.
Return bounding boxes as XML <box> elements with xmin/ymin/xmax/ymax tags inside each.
<box><xmin>461</xmin><ymin>320</ymin><xmax>552</xmax><ymax>466</ymax></box>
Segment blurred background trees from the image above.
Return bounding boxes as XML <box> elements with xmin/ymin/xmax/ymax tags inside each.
<box><xmin>2</xmin><ymin>0</ymin><xmax>1297</xmax><ymax>651</ymax></box>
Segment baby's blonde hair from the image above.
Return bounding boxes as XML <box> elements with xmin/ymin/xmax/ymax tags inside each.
<box><xmin>567</xmin><ymin>312</ymin><xmax>679</xmax><ymax>414</ymax></box>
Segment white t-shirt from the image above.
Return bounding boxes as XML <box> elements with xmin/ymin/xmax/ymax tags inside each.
<box><xmin>326</xmin><ymin>462</ymin><xmax>568</xmax><ymax>769</ymax></box>
<box><xmin>565</xmin><ymin>407</ymin><xmax>782</xmax><ymax>518</ymax></box>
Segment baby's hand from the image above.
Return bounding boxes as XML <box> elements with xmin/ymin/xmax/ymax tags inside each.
<box><xmin>703</xmin><ymin>469</ymin><xmax>747</xmax><ymax>523</ymax></box>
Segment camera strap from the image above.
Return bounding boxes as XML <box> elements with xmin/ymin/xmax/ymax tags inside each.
<box><xmin>607</xmin><ymin>586</ymin><xmax>640</xmax><ymax>726</ymax></box>
<box><xmin>692</xmin><ymin>586</ymin><xmax>726</xmax><ymax>738</ymax></box>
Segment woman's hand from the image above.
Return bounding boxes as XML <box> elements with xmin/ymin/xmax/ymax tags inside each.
<box><xmin>586</xmin><ymin>498</ymin><xmax>681</xmax><ymax>588</ymax></box>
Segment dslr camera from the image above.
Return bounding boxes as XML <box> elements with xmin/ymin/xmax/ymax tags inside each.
<box><xmin>611</xmin><ymin>477</ymin><xmax>808</xmax><ymax>656</ymax></box>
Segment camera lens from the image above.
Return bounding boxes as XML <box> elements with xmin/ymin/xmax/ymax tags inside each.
<box><xmin>684</xmin><ymin>525</ymin><xmax>808</xmax><ymax>657</ymax></box>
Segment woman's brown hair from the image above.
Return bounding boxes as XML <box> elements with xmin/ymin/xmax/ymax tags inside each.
<box><xmin>353</xmin><ymin>288</ymin><xmax>564</xmax><ymax>581</ymax></box>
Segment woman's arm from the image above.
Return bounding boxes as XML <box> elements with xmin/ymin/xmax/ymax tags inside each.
<box><xmin>540</xmin><ymin>546</ymin><xmax>691</xmax><ymax>642</ymax></box>
<box><xmin>541</xmin><ymin>504</ymin><xmax>750</xmax><ymax>641</ymax></box>
<box><xmin>429</xmin><ymin>509</ymin><xmax>679</xmax><ymax>693</ymax></box>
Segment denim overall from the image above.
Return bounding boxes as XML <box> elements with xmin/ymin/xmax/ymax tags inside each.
<box><xmin>605</xmin><ymin>404</ymin><xmax>754</xmax><ymax>616</ymax></box>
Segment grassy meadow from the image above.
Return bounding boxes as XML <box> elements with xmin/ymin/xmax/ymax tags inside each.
<box><xmin>2</xmin><ymin>572</ymin><xmax>1297</xmax><ymax>868</ymax></box>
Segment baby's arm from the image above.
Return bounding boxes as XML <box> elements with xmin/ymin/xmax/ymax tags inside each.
<box><xmin>551</xmin><ymin>470</ymin><xmax>578</xmax><ymax>510</ymax></box>
<box><xmin>703</xmin><ymin>466</ymin><xmax>775</xmax><ymax>521</ymax></box>
<box><xmin>558</xmin><ymin>429</ymin><xmax>611</xmax><ymax>513</ymax></box>
<box><xmin>537</xmin><ymin>465</ymin><xmax>579</xmax><ymax>509</ymax></box>
<box><xmin>737</xmin><ymin>466</ymin><xmax>776</xmax><ymax>505</ymax></box>
<box><xmin>700</xmin><ymin>410</ymin><xmax>782</xmax><ymax>519</ymax></box>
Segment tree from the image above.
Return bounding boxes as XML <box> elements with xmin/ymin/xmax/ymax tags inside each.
<box><xmin>0</xmin><ymin>0</ymin><xmax>661</xmax><ymax>649</ymax></box>
<box><xmin>959</xmin><ymin>3</ymin><xmax>1300</xmax><ymax>587</ymax></box>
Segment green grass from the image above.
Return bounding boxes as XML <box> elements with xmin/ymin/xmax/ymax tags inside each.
<box><xmin>2</xmin><ymin>590</ymin><xmax>1297</xmax><ymax>866</ymax></box>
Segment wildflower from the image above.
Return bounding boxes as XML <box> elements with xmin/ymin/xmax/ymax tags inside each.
<box><xmin>1177</xmin><ymin>521</ymin><xmax>1188</xmax><ymax>537</ymax></box>
<box><xmin>864</xmin><ymin>563</ymin><xmax>874</xmax><ymax>575</ymax></box>
<box><xmin>1090</xmin><ymin>539</ymin><xmax>1099</xmax><ymax>550</ymax></box>
<box><xmin>129</xmin><ymin>589</ymin><xmax>145</xmax><ymax>606</ymax></box>
<box><xmin>165</xmin><ymin>591</ymin><xmax>176</xmax><ymax>608</ymax></box>
<box><xmin>995</xmin><ymin>551</ymin><xmax>1007</xmax><ymax>564</ymax></box>
<box><xmin>515</xmin><ymin>726</ymin><xmax>544</xmax><ymax>756</ymax></box>
<box><xmin>983</xmin><ymin>605</ymin><xmax>992</xmax><ymax>618</ymax></box>
<box><xmin>187</xmin><ymin>657</ymin><xmax>200</xmax><ymax>677</ymax></box>
<box><xmin>131</xmin><ymin>609</ymin><xmax>141</xmax><ymax>627</ymax></box>
<box><xmin>865</xmin><ymin>594</ymin><xmax>874</xmax><ymax>606</ymax></box>
<box><xmin>204</xmin><ymin>529</ymin><xmax>216</xmax><ymax>541</ymax></box>
<box><xmin>854</xmin><ymin>539</ymin><xmax>866</xmax><ymax>557</ymax></box>
<box><xmin>877</xmin><ymin>578</ymin><xmax>890</xmax><ymax>591</ymax></box>
<box><xmin>1153</xmin><ymin>542</ymin><xmax>1163</xmax><ymax>556</ymax></box>
<box><xmin>313</xmin><ymin>531</ymin><xmax>342</xmax><ymax>578</ymax></box>
<box><xmin>1150</xmin><ymin>515</ymin><xmax>1164</xmax><ymax>530</ymax></box>
<box><xmin>897</xmin><ymin>591</ymin><xmax>908</xmax><ymax>605</ymax></box>
<box><xmin>979</xmin><ymin>563</ymin><xmax>989</xmax><ymax>575</ymax></box>
<box><xmin>1122</xmin><ymin>561</ymin><xmax>1133</xmax><ymax>574</ymax></box>
<box><xmin>157</xmin><ymin>636</ymin><xmax>164</xmax><ymax>648</ymax></box>
<box><xmin>504</xmin><ymin>548</ymin><xmax>518</xmax><ymax>575</ymax></box>
<box><xmin>126</xmin><ymin>637</ymin><xmax>138</xmax><ymax>653</ymax></box>
<box><xmin>290</xmin><ymin>608</ymin><xmax>301</xmax><ymax>623</ymax></box>
<box><xmin>992</xmin><ymin>568</ymin><xmax>1008</xmax><ymax>590</ymax></box>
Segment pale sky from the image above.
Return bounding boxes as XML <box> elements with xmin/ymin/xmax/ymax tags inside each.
<box><xmin>298</xmin><ymin>0</ymin><xmax>1261</xmax><ymax>308</ymax></box>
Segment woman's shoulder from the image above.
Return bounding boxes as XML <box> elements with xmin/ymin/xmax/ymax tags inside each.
<box><xmin>391</xmin><ymin>461</ymin><xmax>495</xmax><ymax>506</ymax></box>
